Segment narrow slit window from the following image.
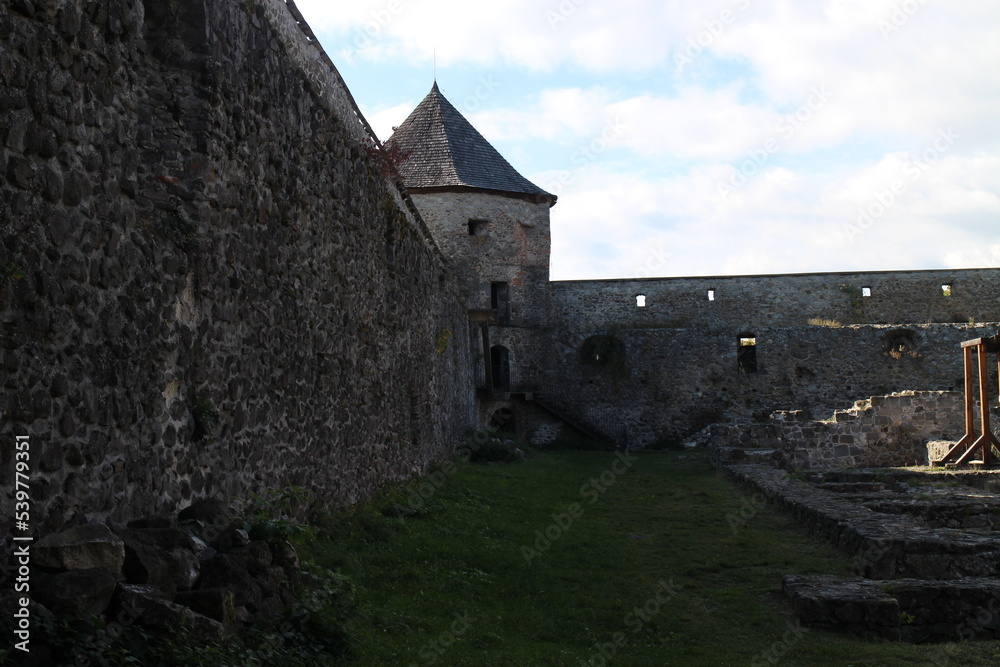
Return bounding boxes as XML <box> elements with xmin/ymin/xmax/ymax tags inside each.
<box><xmin>636</xmin><ymin>294</ymin><xmax>646</xmax><ymax>308</ymax></box>
<box><xmin>861</xmin><ymin>286</ymin><xmax>872</xmax><ymax>297</ymax></box>
<box><xmin>491</xmin><ymin>282</ymin><xmax>510</xmax><ymax>325</ymax></box>
<box><xmin>738</xmin><ymin>335</ymin><xmax>758</xmax><ymax>374</ymax></box>
<box><xmin>942</xmin><ymin>284</ymin><xmax>952</xmax><ymax>297</ymax></box>
<box><xmin>707</xmin><ymin>289</ymin><xmax>716</xmax><ymax>302</ymax></box>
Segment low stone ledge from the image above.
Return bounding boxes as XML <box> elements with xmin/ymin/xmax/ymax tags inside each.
<box><xmin>725</xmin><ymin>464</ymin><xmax>1000</xmax><ymax>579</ymax></box>
<box><xmin>784</xmin><ymin>574</ymin><xmax>1000</xmax><ymax>642</ymax></box>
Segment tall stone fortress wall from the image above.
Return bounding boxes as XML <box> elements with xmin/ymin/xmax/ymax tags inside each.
<box><xmin>542</xmin><ymin>269</ymin><xmax>1000</xmax><ymax>446</ymax></box>
<box><xmin>0</xmin><ymin>0</ymin><xmax>475</xmax><ymax>537</ymax></box>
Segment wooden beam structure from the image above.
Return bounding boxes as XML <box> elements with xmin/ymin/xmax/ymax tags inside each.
<box><xmin>931</xmin><ymin>333</ymin><xmax>1000</xmax><ymax>467</ymax></box>
<box><xmin>468</xmin><ymin>309</ymin><xmax>497</xmax><ymax>396</ymax></box>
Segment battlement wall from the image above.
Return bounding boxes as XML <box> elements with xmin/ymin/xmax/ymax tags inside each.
<box><xmin>552</xmin><ymin>268</ymin><xmax>1000</xmax><ymax>331</ymax></box>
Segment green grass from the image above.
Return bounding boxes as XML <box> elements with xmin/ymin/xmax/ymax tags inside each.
<box><xmin>302</xmin><ymin>450</ymin><xmax>1000</xmax><ymax>666</ymax></box>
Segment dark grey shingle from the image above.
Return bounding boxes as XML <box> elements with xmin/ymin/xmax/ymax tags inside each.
<box><xmin>388</xmin><ymin>83</ymin><xmax>554</xmax><ymax>200</ymax></box>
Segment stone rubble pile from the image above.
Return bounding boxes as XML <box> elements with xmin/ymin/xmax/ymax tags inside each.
<box><xmin>22</xmin><ymin>499</ymin><xmax>307</xmax><ymax>645</ymax></box>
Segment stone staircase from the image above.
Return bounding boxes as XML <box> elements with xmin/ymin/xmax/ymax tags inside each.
<box><xmin>706</xmin><ymin>392</ymin><xmax>966</xmax><ymax>471</ymax></box>
<box><xmin>526</xmin><ymin>392</ymin><xmax>628</xmax><ymax>447</ymax></box>
<box><xmin>725</xmin><ymin>462</ymin><xmax>1000</xmax><ymax>642</ymax></box>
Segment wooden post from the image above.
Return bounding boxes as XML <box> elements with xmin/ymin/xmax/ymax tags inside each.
<box><xmin>468</xmin><ymin>309</ymin><xmax>499</xmax><ymax>396</ymax></box>
<box><xmin>965</xmin><ymin>346</ymin><xmax>976</xmax><ymax>445</ymax></box>
<box><xmin>480</xmin><ymin>321</ymin><xmax>492</xmax><ymax>394</ymax></box>
<box><xmin>934</xmin><ymin>345</ymin><xmax>978</xmax><ymax>465</ymax></box>
<box><xmin>933</xmin><ymin>333</ymin><xmax>1000</xmax><ymax>467</ymax></box>
<box><xmin>979</xmin><ymin>343</ymin><xmax>992</xmax><ymax>465</ymax></box>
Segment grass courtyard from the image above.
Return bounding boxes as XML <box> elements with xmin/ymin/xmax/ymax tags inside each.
<box><xmin>301</xmin><ymin>448</ymin><xmax>1000</xmax><ymax>665</ymax></box>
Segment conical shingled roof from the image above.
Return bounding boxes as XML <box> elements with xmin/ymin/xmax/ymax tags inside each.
<box><xmin>388</xmin><ymin>83</ymin><xmax>555</xmax><ymax>203</ymax></box>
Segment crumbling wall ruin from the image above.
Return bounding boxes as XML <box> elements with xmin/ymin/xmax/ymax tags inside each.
<box><xmin>543</xmin><ymin>269</ymin><xmax>1000</xmax><ymax>446</ymax></box>
<box><xmin>707</xmin><ymin>391</ymin><xmax>970</xmax><ymax>470</ymax></box>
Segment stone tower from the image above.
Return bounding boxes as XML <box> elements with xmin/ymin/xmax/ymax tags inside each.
<box><xmin>388</xmin><ymin>84</ymin><xmax>557</xmax><ymax>429</ymax></box>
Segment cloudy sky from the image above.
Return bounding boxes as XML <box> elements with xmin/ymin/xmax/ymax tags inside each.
<box><xmin>292</xmin><ymin>0</ymin><xmax>1000</xmax><ymax>280</ymax></box>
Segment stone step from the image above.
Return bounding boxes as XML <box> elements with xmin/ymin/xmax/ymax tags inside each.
<box><xmin>816</xmin><ymin>481</ymin><xmax>888</xmax><ymax>494</ymax></box>
<box><xmin>927</xmin><ymin>439</ymin><xmax>957</xmax><ymax>465</ymax></box>
<box><xmin>725</xmin><ymin>463</ymin><xmax>1000</xmax><ymax>579</ymax></box>
<box><xmin>784</xmin><ymin>574</ymin><xmax>1000</xmax><ymax>642</ymax></box>
<box><xmin>709</xmin><ymin>447</ymin><xmax>779</xmax><ymax>467</ymax></box>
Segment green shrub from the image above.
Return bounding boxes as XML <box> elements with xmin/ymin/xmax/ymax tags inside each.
<box><xmin>467</xmin><ymin>438</ymin><xmax>523</xmax><ymax>463</ymax></box>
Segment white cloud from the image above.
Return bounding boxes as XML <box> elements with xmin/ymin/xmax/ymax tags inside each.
<box><xmin>545</xmin><ymin>151</ymin><xmax>1000</xmax><ymax>280</ymax></box>
<box><xmin>290</xmin><ymin>0</ymin><xmax>1000</xmax><ymax>279</ymax></box>
<box><xmin>945</xmin><ymin>245</ymin><xmax>1000</xmax><ymax>269</ymax></box>
<box><xmin>361</xmin><ymin>101</ymin><xmax>417</xmax><ymax>141</ymax></box>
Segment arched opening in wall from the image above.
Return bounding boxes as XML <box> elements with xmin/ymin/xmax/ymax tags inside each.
<box><xmin>883</xmin><ymin>329</ymin><xmax>920</xmax><ymax>360</ymax></box>
<box><xmin>490</xmin><ymin>407</ymin><xmax>517</xmax><ymax>434</ymax></box>
<box><xmin>580</xmin><ymin>334</ymin><xmax>629</xmax><ymax>378</ymax></box>
<box><xmin>737</xmin><ymin>334</ymin><xmax>758</xmax><ymax>374</ymax></box>
<box><xmin>490</xmin><ymin>345</ymin><xmax>511</xmax><ymax>391</ymax></box>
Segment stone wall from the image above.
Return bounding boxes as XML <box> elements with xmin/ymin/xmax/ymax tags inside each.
<box><xmin>541</xmin><ymin>323</ymin><xmax>998</xmax><ymax>447</ymax></box>
<box><xmin>552</xmin><ymin>268</ymin><xmax>1000</xmax><ymax>330</ymax></box>
<box><xmin>0</xmin><ymin>0</ymin><xmax>475</xmax><ymax>539</ymax></box>
<box><xmin>541</xmin><ymin>270</ymin><xmax>1000</xmax><ymax>446</ymax></box>
<box><xmin>708</xmin><ymin>391</ymin><xmax>970</xmax><ymax>470</ymax></box>
<box><xmin>412</xmin><ymin>190</ymin><xmax>554</xmax><ymax>401</ymax></box>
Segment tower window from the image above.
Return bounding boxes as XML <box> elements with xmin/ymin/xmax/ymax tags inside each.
<box><xmin>738</xmin><ymin>335</ymin><xmax>758</xmax><ymax>374</ymax></box>
<box><xmin>491</xmin><ymin>281</ymin><xmax>510</xmax><ymax>325</ymax></box>
<box><xmin>942</xmin><ymin>284</ymin><xmax>952</xmax><ymax>297</ymax></box>
<box><xmin>636</xmin><ymin>295</ymin><xmax>646</xmax><ymax>308</ymax></box>
<box><xmin>707</xmin><ymin>289</ymin><xmax>716</xmax><ymax>302</ymax></box>
<box><xmin>468</xmin><ymin>219</ymin><xmax>488</xmax><ymax>236</ymax></box>
<box><xmin>861</xmin><ymin>286</ymin><xmax>872</xmax><ymax>297</ymax></box>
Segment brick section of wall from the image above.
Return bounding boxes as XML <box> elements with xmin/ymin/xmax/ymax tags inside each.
<box><xmin>0</xmin><ymin>0</ymin><xmax>475</xmax><ymax>538</ymax></box>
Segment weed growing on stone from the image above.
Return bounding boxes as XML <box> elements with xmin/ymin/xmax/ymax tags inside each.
<box><xmin>1</xmin><ymin>261</ymin><xmax>25</xmax><ymax>282</ymax></box>
<box><xmin>807</xmin><ymin>318</ymin><xmax>843</xmax><ymax>327</ymax></box>
<box><xmin>191</xmin><ymin>396</ymin><xmax>219</xmax><ymax>442</ymax></box>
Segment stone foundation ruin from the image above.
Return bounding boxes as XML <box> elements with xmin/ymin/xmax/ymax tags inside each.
<box><xmin>708</xmin><ymin>378</ymin><xmax>1000</xmax><ymax>642</ymax></box>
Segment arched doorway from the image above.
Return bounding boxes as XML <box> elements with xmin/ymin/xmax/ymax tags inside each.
<box><xmin>490</xmin><ymin>345</ymin><xmax>511</xmax><ymax>391</ymax></box>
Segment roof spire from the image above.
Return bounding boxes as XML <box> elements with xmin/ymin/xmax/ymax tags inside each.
<box><xmin>387</xmin><ymin>85</ymin><xmax>555</xmax><ymax>203</ymax></box>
